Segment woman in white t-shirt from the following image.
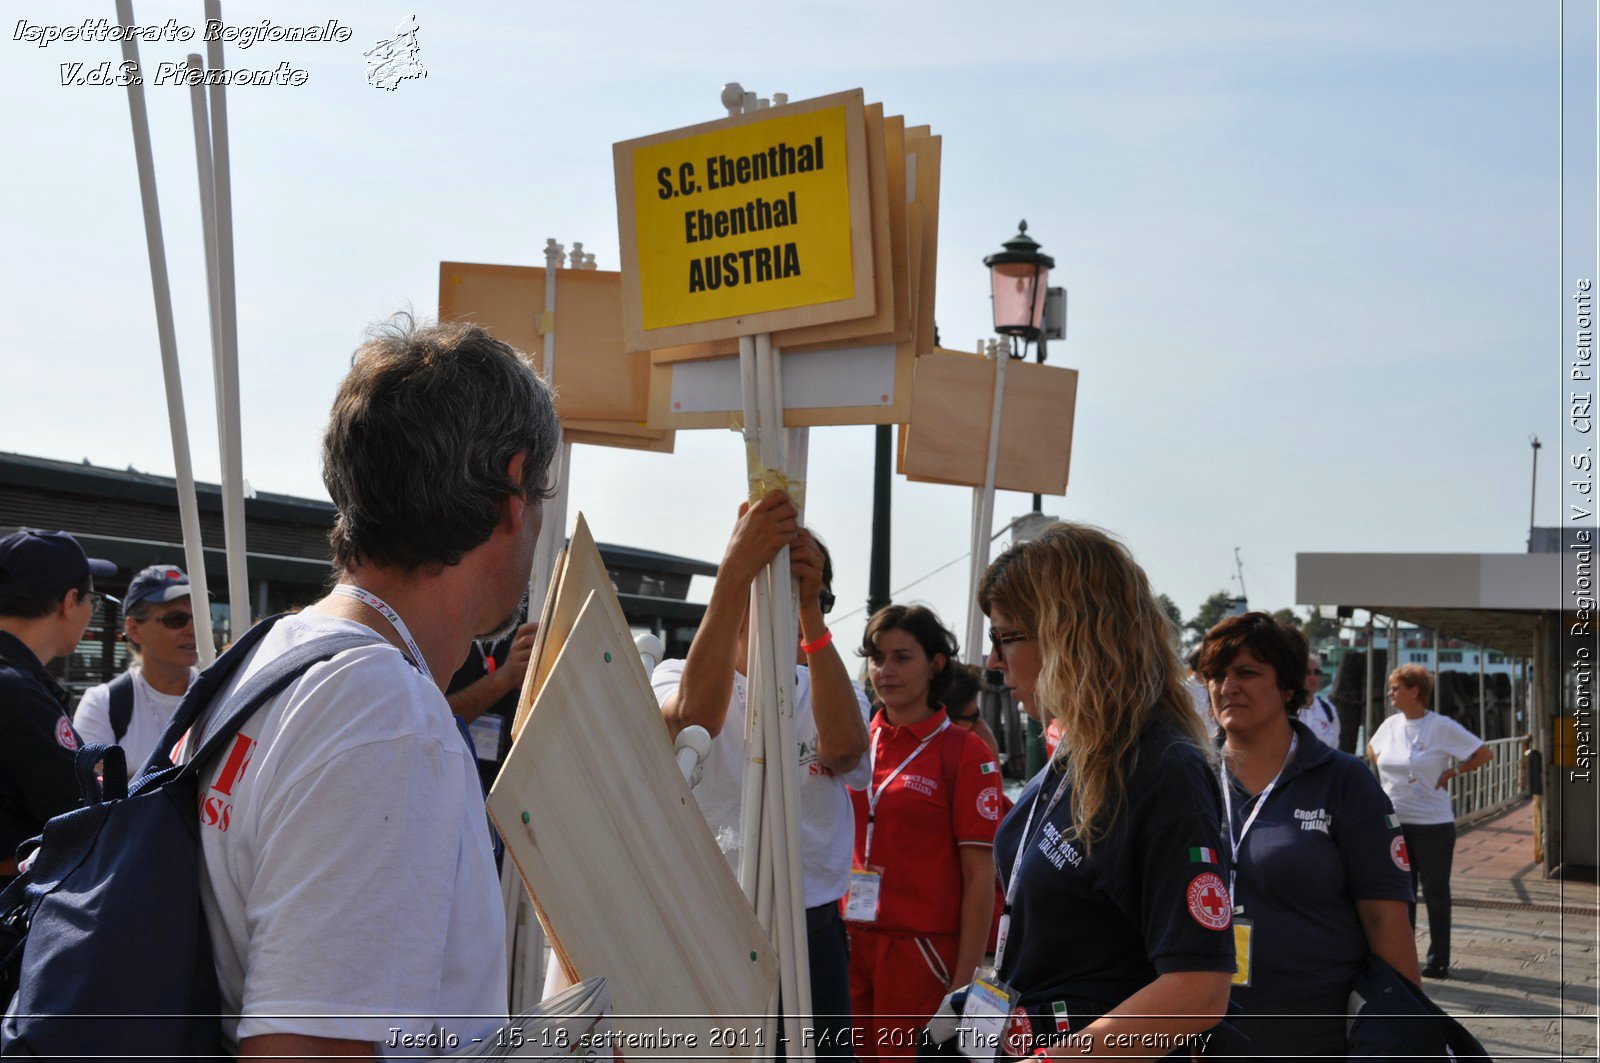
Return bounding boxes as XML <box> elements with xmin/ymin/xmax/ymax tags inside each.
<box><xmin>1367</xmin><ymin>664</ymin><xmax>1492</xmax><ymax>979</ymax></box>
<box><xmin>74</xmin><ymin>564</ymin><xmax>200</xmax><ymax>772</ymax></box>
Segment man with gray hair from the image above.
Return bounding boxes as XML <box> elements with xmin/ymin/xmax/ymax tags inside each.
<box><xmin>188</xmin><ymin>316</ymin><xmax>558</xmax><ymax>1058</ymax></box>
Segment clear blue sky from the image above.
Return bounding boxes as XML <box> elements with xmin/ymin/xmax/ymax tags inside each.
<box><xmin>0</xmin><ymin>1</ymin><xmax>1562</xmax><ymax>658</ymax></box>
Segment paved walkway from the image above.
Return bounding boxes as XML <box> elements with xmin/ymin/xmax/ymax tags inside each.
<box><xmin>1420</xmin><ymin>800</ymin><xmax>1598</xmax><ymax>1061</ymax></box>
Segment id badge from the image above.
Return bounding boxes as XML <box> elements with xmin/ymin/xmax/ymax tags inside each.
<box><xmin>844</xmin><ymin>866</ymin><xmax>882</xmax><ymax>923</ymax></box>
<box><xmin>958</xmin><ymin>966</ymin><xmax>1019</xmax><ymax>1063</ymax></box>
<box><xmin>1231</xmin><ymin>919</ymin><xmax>1253</xmax><ymax>987</ymax></box>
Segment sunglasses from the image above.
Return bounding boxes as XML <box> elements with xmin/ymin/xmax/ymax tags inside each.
<box><xmin>988</xmin><ymin>627</ymin><xmax>1033</xmax><ymax>653</ymax></box>
<box><xmin>819</xmin><ymin>588</ymin><xmax>835</xmax><ymax>615</ymax></box>
<box><xmin>137</xmin><ymin>610</ymin><xmax>194</xmax><ymax>631</ymax></box>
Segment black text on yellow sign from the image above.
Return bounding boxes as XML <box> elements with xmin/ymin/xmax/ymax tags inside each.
<box><xmin>629</xmin><ymin>105</ymin><xmax>855</xmax><ymax>330</ymax></box>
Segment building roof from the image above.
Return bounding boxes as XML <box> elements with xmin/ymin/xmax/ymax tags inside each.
<box><xmin>1296</xmin><ymin>550</ymin><xmax>1577</xmax><ymax>657</ymax></box>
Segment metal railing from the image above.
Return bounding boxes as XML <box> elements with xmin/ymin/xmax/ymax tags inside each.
<box><xmin>1449</xmin><ymin>735</ymin><xmax>1528</xmax><ymax>825</ymax></box>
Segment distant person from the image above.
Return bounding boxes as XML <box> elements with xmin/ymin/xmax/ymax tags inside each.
<box><xmin>1186</xmin><ymin>646</ymin><xmax>1214</xmax><ymax>730</ymax></box>
<box><xmin>0</xmin><ymin>529</ymin><xmax>115</xmax><ymax>885</ymax></box>
<box><xmin>1368</xmin><ymin>665</ymin><xmax>1493</xmax><ymax>979</ymax></box>
<box><xmin>653</xmin><ymin>492</ymin><xmax>870</xmax><ymax>1057</ymax></box>
<box><xmin>1201</xmin><ymin>613</ymin><xmax>1417</xmax><ymax>1057</ymax></box>
<box><xmin>74</xmin><ymin>565</ymin><xmax>201</xmax><ymax>772</ymax></box>
<box><xmin>1296</xmin><ymin>652</ymin><xmax>1341</xmax><ymax>749</ymax></box>
<box><xmin>847</xmin><ymin>603</ymin><xmax>998</xmax><ymax>1061</ymax></box>
<box><xmin>445</xmin><ymin>604</ymin><xmax>538</xmax><ymax>792</ymax></box>
<box><xmin>943</xmin><ymin>661</ymin><xmax>1000</xmax><ymax>758</ymax></box>
<box><xmin>184</xmin><ymin>316</ymin><xmax>558</xmax><ymax>1053</ymax></box>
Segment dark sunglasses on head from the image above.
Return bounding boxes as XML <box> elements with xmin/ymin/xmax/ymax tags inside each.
<box><xmin>139</xmin><ymin>610</ymin><xmax>194</xmax><ymax>630</ymax></box>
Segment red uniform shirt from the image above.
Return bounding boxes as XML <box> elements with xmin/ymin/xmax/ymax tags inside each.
<box><xmin>848</xmin><ymin>708</ymin><xmax>1002</xmax><ymax>935</ymax></box>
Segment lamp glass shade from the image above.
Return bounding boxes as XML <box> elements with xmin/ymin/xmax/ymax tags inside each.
<box><xmin>990</xmin><ymin>261</ymin><xmax>1050</xmax><ymax>335</ymax></box>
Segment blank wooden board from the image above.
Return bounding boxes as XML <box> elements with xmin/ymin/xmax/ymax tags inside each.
<box><xmin>905</xmin><ymin>133</ymin><xmax>941</xmax><ymax>359</ymax></box>
<box><xmin>898</xmin><ymin>349</ymin><xmax>1079</xmax><ymax>495</ymax></box>
<box><xmin>489</xmin><ymin>594</ymin><xmax>778</xmax><ymax>1055</ymax></box>
<box><xmin>512</xmin><ymin>513</ymin><xmax>630</xmax><ymax>741</ymax></box>
<box><xmin>646</xmin><ymin>339</ymin><xmax>913</xmax><ymax>429</ymax></box>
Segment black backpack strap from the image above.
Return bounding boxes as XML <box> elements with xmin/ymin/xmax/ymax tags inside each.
<box><xmin>106</xmin><ymin>671</ymin><xmax>136</xmax><ymax>744</ymax></box>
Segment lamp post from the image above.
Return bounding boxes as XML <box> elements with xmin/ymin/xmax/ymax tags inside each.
<box><xmin>984</xmin><ymin>221</ymin><xmax>1054</xmax><ymax>512</ymax></box>
<box><xmin>1527</xmin><ymin>434</ymin><xmax>1541</xmax><ymax>550</ymax></box>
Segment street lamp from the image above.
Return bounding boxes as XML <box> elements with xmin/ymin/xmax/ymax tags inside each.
<box><xmin>985</xmin><ymin>221</ymin><xmax>1055</xmax><ymax>513</ymax></box>
<box><xmin>984</xmin><ymin>220</ymin><xmax>1055</xmax><ymax>343</ymax></box>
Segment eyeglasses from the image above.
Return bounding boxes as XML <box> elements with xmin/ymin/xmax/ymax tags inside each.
<box><xmin>137</xmin><ymin>610</ymin><xmax>194</xmax><ymax>631</ymax></box>
<box><xmin>819</xmin><ymin>588</ymin><xmax>835</xmax><ymax>615</ymax></box>
<box><xmin>988</xmin><ymin>627</ymin><xmax>1033</xmax><ymax>654</ymax></box>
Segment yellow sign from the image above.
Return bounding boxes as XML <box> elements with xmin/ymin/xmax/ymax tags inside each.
<box><xmin>614</xmin><ymin>90</ymin><xmax>875</xmax><ymax>349</ymax></box>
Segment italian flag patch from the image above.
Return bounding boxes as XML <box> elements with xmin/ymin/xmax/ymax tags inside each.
<box><xmin>980</xmin><ymin>761</ymin><xmax>997</xmax><ymax>775</ymax></box>
<box><xmin>1188</xmin><ymin>847</ymin><xmax>1218</xmax><ymax>864</ymax></box>
<box><xmin>1052</xmin><ymin>1000</ymin><xmax>1070</xmax><ymax>1031</ymax></box>
<box><xmin>1386</xmin><ymin>814</ymin><xmax>1400</xmax><ymax>830</ymax></box>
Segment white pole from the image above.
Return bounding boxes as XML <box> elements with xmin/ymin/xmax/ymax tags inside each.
<box><xmin>736</xmin><ymin>335</ymin><xmax>769</xmax><ymax>901</ymax></box>
<box><xmin>528</xmin><ymin>239</ymin><xmax>571</xmax><ymax>609</ymax></box>
<box><xmin>203</xmin><ymin>0</ymin><xmax>251</xmax><ymax>636</ymax></box>
<box><xmin>115</xmin><ymin>0</ymin><xmax>216</xmax><ymax>665</ymax></box>
<box><xmin>757</xmin><ymin>334</ymin><xmax>812</xmax><ymax>1050</ymax></box>
<box><xmin>965</xmin><ymin>340</ymin><xmax>1009</xmax><ymax>665</ymax></box>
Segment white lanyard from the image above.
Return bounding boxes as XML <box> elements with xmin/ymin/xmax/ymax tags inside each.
<box><xmin>993</xmin><ymin>764</ymin><xmax>1072</xmax><ymax>971</ymax></box>
<box><xmin>331</xmin><ymin>584</ymin><xmax>432</xmax><ymax>682</ymax></box>
<box><xmin>1220</xmin><ymin>734</ymin><xmax>1297</xmax><ymax>909</ymax></box>
<box><xmin>862</xmin><ymin>717</ymin><xmax>950</xmax><ymax>865</ymax></box>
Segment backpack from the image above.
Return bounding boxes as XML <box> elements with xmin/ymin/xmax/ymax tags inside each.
<box><xmin>0</xmin><ymin>615</ymin><xmax>379</xmax><ymax>1059</ymax></box>
<box><xmin>105</xmin><ymin>671</ymin><xmax>135</xmax><ymax>745</ymax></box>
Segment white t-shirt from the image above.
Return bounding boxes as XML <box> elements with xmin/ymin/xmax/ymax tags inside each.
<box><xmin>651</xmin><ymin>658</ymin><xmax>872</xmax><ymax>908</ymax></box>
<box><xmin>188</xmin><ymin>613</ymin><xmax>506</xmax><ymax>1053</ymax></box>
<box><xmin>1370</xmin><ymin>711</ymin><xmax>1485</xmax><ymax>825</ymax></box>
<box><xmin>1296</xmin><ymin>694</ymin><xmax>1341</xmax><ymax>750</ymax></box>
<box><xmin>74</xmin><ymin>665</ymin><xmax>197</xmax><ymax>772</ymax></box>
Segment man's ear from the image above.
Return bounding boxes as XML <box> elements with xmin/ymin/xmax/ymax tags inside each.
<box><xmin>500</xmin><ymin>451</ymin><xmax>534</xmax><ymax>535</ymax></box>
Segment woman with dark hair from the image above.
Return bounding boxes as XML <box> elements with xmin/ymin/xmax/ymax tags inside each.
<box><xmin>944</xmin><ymin>662</ymin><xmax>1000</xmax><ymax>757</ymax></box>
<box><xmin>846</xmin><ymin>604</ymin><xmax>1001</xmax><ymax>1061</ymax></box>
<box><xmin>969</xmin><ymin>522</ymin><xmax>1234</xmax><ymax>1059</ymax></box>
<box><xmin>1203</xmin><ymin>612</ymin><xmax>1418</xmax><ymax>1057</ymax></box>
<box><xmin>1368</xmin><ymin>664</ymin><xmax>1492</xmax><ymax>979</ymax></box>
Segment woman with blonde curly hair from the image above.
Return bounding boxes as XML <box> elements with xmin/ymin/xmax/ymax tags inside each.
<box><xmin>959</xmin><ymin>522</ymin><xmax>1235</xmax><ymax>1058</ymax></box>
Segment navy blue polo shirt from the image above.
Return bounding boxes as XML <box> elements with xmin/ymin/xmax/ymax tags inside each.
<box><xmin>994</xmin><ymin>721</ymin><xmax>1236</xmax><ymax>1032</ymax></box>
<box><xmin>0</xmin><ymin>630</ymin><xmax>84</xmax><ymax>881</ymax></box>
<box><xmin>1226</xmin><ymin>718</ymin><xmax>1414</xmax><ymax>1057</ymax></box>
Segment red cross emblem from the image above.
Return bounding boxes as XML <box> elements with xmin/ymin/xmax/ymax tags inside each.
<box><xmin>977</xmin><ymin>786</ymin><xmax>1003</xmax><ymax>821</ymax></box>
<box><xmin>1391</xmin><ymin>836</ymin><xmax>1411</xmax><ymax>872</ymax></box>
<box><xmin>1186</xmin><ymin>871</ymin><xmax>1232</xmax><ymax>930</ymax></box>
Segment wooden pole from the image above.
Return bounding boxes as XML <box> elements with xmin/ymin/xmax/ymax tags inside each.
<box><xmin>115</xmin><ymin>0</ymin><xmax>216</xmax><ymax>665</ymax></box>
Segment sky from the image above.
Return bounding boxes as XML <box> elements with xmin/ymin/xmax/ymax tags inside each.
<box><xmin>0</xmin><ymin>1</ymin><xmax>1571</xmax><ymax>662</ymax></box>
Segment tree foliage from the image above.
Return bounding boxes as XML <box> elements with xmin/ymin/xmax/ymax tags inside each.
<box><xmin>1185</xmin><ymin>590</ymin><xmax>1237</xmax><ymax>642</ymax></box>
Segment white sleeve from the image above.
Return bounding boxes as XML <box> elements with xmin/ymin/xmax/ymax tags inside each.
<box><xmin>72</xmin><ymin>682</ymin><xmax>114</xmax><ymax>748</ymax></box>
<box><xmin>1437</xmin><ymin>716</ymin><xmax>1487</xmax><ymax>760</ymax></box>
<box><xmin>232</xmin><ymin>734</ymin><xmax>477</xmax><ymax>1045</ymax></box>
<box><xmin>651</xmin><ymin>657</ymin><xmax>686</xmax><ymax>706</ymax></box>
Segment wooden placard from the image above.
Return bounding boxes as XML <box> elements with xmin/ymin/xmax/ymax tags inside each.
<box><xmin>489</xmin><ymin>593</ymin><xmax>778</xmax><ymax>1055</ymax></box>
<box><xmin>647</xmin><ymin>106</ymin><xmax>904</xmax><ymax>361</ymax></box>
<box><xmin>898</xmin><ymin>349</ymin><xmax>1079</xmax><ymax>496</ymax></box>
<box><xmin>905</xmin><ymin>133</ymin><xmax>941</xmax><ymax>358</ymax></box>
<box><xmin>512</xmin><ymin>513</ymin><xmax>632</xmax><ymax>740</ymax></box>
<box><xmin>646</xmin><ymin>339</ymin><xmax>914</xmax><ymax>429</ymax></box>
<box><xmin>563</xmin><ymin>426</ymin><xmax>676</xmax><ymax>453</ymax></box>
<box><xmin>614</xmin><ymin>89</ymin><xmax>877</xmax><ymax>350</ymax></box>
<box><xmin>439</xmin><ymin>262</ymin><xmax>651</xmax><ymax>423</ymax></box>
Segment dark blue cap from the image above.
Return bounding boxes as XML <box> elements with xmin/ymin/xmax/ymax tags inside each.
<box><xmin>124</xmin><ymin>564</ymin><xmax>193</xmax><ymax>611</ymax></box>
<box><xmin>0</xmin><ymin>529</ymin><xmax>116</xmax><ymax>594</ymax></box>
